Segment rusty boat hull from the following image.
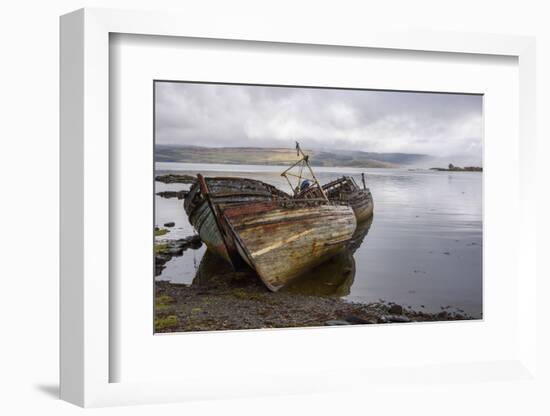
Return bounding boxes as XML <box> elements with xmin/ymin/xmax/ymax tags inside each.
<box><xmin>221</xmin><ymin>200</ymin><xmax>356</xmax><ymax>291</ymax></box>
<box><xmin>310</xmin><ymin>176</ymin><xmax>374</xmax><ymax>223</ymax></box>
<box><xmin>333</xmin><ymin>186</ymin><xmax>373</xmax><ymax>223</ymax></box>
<box><xmin>184</xmin><ymin>176</ymin><xmax>289</xmax><ymax>265</ymax></box>
<box><xmin>184</xmin><ymin>176</ymin><xmax>357</xmax><ymax>291</ymax></box>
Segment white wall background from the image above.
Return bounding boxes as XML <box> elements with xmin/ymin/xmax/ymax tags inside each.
<box><xmin>0</xmin><ymin>0</ymin><xmax>548</xmax><ymax>415</ymax></box>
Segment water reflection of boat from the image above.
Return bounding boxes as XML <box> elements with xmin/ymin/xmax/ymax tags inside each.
<box><xmin>184</xmin><ymin>175</ymin><xmax>357</xmax><ymax>291</ymax></box>
<box><xmin>281</xmin><ymin>250</ymin><xmax>356</xmax><ymax>297</ymax></box>
<box><xmin>192</xmin><ymin>249</ymin><xmax>238</xmax><ymax>288</ymax></box>
<box><xmin>192</xmin><ymin>246</ymin><xmax>355</xmax><ymax>296</ymax></box>
<box><xmin>282</xmin><ymin>215</ymin><xmax>372</xmax><ymax>296</ymax></box>
<box><xmin>349</xmin><ymin>216</ymin><xmax>373</xmax><ymax>254</ymax></box>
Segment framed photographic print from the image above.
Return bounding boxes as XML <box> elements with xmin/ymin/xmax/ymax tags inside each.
<box><xmin>152</xmin><ymin>81</ymin><xmax>483</xmax><ymax>333</ymax></box>
<box><xmin>60</xmin><ymin>8</ymin><xmax>538</xmax><ymax>407</ymax></box>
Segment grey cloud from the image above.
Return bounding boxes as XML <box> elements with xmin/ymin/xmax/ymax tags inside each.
<box><xmin>155</xmin><ymin>82</ymin><xmax>482</xmax><ymax>165</ymax></box>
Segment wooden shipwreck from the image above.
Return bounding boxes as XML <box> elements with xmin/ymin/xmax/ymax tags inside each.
<box><xmin>319</xmin><ymin>176</ymin><xmax>373</xmax><ymax>223</ymax></box>
<box><xmin>183</xmin><ymin>142</ymin><xmax>373</xmax><ymax>291</ymax></box>
<box><xmin>184</xmin><ymin>175</ymin><xmax>356</xmax><ymax>291</ymax></box>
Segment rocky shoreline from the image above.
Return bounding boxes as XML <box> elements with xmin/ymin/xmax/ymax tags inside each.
<box><xmin>155</xmin><ymin>235</ymin><xmax>202</xmax><ymax>276</ymax></box>
<box><xmin>154</xmin><ymin>247</ymin><xmax>475</xmax><ymax>332</ymax></box>
<box><xmin>156</xmin><ymin>190</ymin><xmax>189</xmax><ymax>199</ymax></box>
<box><xmin>155</xmin><ymin>173</ymin><xmax>196</xmax><ymax>184</ymax></box>
<box><xmin>430</xmin><ymin>164</ymin><xmax>482</xmax><ymax>172</ymax></box>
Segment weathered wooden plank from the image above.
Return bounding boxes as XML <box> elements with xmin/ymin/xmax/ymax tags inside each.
<box><xmin>222</xmin><ymin>201</ymin><xmax>356</xmax><ymax>291</ymax></box>
<box><xmin>184</xmin><ymin>176</ymin><xmax>291</xmax><ymax>268</ymax></box>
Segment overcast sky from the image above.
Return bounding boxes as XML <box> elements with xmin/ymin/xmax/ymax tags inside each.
<box><xmin>155</xmin><ymin>82</ymin><xmax>483</xmax><ymax>165</ymax></box>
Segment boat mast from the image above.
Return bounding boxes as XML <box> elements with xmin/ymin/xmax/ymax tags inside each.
<box><xmin>281</xmin><ymin>141</ymin><xmax>328</xmax><ymax>201</ymax></box>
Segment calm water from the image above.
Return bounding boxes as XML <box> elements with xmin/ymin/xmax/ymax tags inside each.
<box><xmin>155</xmin><ymin>162</ymin><xmax>482</xmax><ymax>317</ymax></box>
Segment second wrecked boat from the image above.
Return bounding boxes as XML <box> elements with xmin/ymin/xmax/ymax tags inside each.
<box><xmin>184</xmin><ymin>175</ymin><xmax>356</xmax><ymax>291</ymax></box>
<box><xmin>320</xmin><ymin>176</ymin><xmax>373</xmax><ymax>223</ymax></box>
<box><xmin>285</xmin><ymin>144</ymin><xmax>374</xmax><ymax>223</ymax></box>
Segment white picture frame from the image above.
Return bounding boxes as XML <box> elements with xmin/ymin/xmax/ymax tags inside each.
<box><xmin>60</xmin><ymin>7</ymin><xmax>538</xmax><ymax>407</ymax></box>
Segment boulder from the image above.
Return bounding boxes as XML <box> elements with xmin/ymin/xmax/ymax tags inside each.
<box><xmin>387</xmin><ymin>315</ymin><xmax>411</xmax><ymax>323</ymax></box>
<box><xmin>155</xmin><ymin>174</ymin><xmax>196</xmax><ymax>184</ymax></box>
<box><xmin>388</xmin><ymin>304</ymin><xmax>403</xmax><ymax>315</ymax></box>
<box><xmin>344</xmin><ymin>315</ymin><xmax>373</xmax><ymax>325</ymax></box>
<box><xmin>325</xmin><ymin>320</ymin><xmax>351</xmax><ymax>326</ymax></box>
<box><xmin>156</xmin><ymin>190</ymin><xmax>189</xmax><ymax>199</ymax></box>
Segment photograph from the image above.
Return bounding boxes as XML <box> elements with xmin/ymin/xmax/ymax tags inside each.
<box><xmin>153</xmin><ymin>81</ymin><xmax>483</xmax><ymax>333</ymax></box>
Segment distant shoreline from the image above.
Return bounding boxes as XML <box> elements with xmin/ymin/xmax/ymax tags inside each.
<box><xmin>155</xmin><ymin>159</ymin><xmax>397</xmax><ymax>169</ymax></box>
<box><xmin>430</xmin><ymin>165</ymin><xmax>483</xmax><ymax>172</ymax></box>
<box><xmin>155</xmin><ymin>144</ymin><xmax>429</xmax><ymax>169</ymax></box>
<box><xmin>155</xmin><ymin>161</ymin><xmax>483</xmax><ymax>174</ymax></box>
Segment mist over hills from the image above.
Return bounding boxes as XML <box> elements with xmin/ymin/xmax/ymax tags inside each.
<box><xmin>155</xmin><ymin>145</ymin><xmax>429</xmax><ymax>169</ymax></box>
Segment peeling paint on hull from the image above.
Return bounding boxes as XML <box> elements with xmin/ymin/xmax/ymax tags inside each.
<box><xmin>184</xmin><ymin>176</ymin><xmax>290</xmax><ymax>267</ymax></box>
<box><xmin>342</xmin><ymin>188</ymin><xmax>374</xmax><ymax>223</ymax></box>
<box><xmin>221</xmin><ymin>200</ymin><xmax>356</xmax><ymax>291</ymax></box>
<box><xmin>191</xmin><ymin>199</ymin><xmax>232</xmax><ymax>263</ymax></box>
<box><xmin>316</xmin><ymin>176</ymin><xmax>374</xmax><ymax>223</ymax></box>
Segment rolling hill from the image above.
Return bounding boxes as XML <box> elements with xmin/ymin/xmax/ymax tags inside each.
<box><xmin>155</xmin><ymin>145</ymin><xmax>428</xmax><ymax>168</ymax></box>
